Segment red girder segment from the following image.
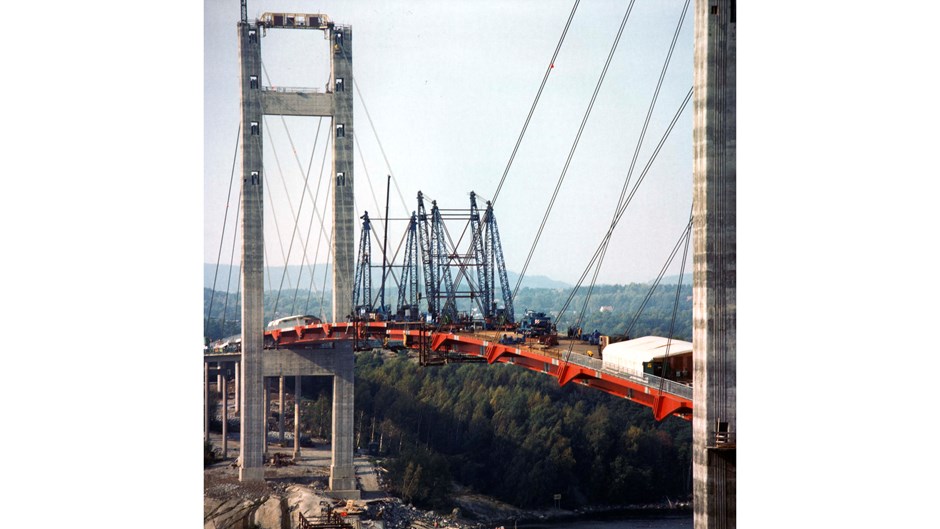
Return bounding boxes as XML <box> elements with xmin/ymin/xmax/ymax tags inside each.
<box><xmin>428</xmin><ymin>333</ymin><xmax>692</xmax><ymax>421</ymax></box>
<box><xmin>259</xmin><ymin>324</ymin><xmax>692</xmax><ymax>421</ymax></box>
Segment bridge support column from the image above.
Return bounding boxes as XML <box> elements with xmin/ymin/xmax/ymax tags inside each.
<box><xmin>329</xmin><ymin>352</ymin><xmax>358</xmax><ymax>498</ymax></box>
<box><xmin>278</xmin><ymin>376</ymin><xmax>285</xmax><ymax>445</ymax></box>
<box><xmin>262</xmin><ymin>378</ymin><xmax>268</xmax><ymax>457</ymax></box>
<box><xmin>222</xmin><ymin>376</ymin><xmax>228</xmax><ymax>459</ymax></box>
<box><xmin>234</xmin><ymin>361</ymin><xmax>240</xmax><ymax>414</ymax></box>
<box><xmin>204</xmin><ymin>362</ymin><xmax>210</xmax><ymax>443</ymax></box>
<box><xmin>293</xmin><ymin>375</ymin><xmax>301</xmax><ymax>459</ymax></box>
<box><xmin>692</xmin><ymin>1</ymin><xmax>736</xmax><ymax>527</ymax></box>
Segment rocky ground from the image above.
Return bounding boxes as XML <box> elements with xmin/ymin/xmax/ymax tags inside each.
<box><xmin>204</xmin><ymin>437</ymin><xmax>483</xmax><ymax>529</ymax></box>
<box><xmin>204</xmin><ymin>438</ymin><xmax>688</xmax><ymax>529</ymax></box>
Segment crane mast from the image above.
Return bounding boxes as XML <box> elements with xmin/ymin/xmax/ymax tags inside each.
<box><xmin>485</xmin><ymin>201</ymin><xmax>514</xmax><ymax>324</ymax></box>
<box><xmin>352</xmin><ymin>212</ymin><xmax>373</xmax><ymax>316</ymax></box>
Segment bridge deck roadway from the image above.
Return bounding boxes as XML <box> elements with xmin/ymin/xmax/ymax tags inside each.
<box><xmin>205</xmin><ymin>322</ymin><xmax>693</xmax><ymax>421</ymax></box>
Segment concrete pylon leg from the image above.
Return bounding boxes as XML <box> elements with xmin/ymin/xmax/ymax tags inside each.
<box><xmin>236</xmin><ymin>20</ymin><xmax>265</xmax><ymax>484</ymax></box>
<box><xmin>692</xmin><ymin>1</ymin><xmax>736</xmax><ymax>527</ymax></box>
<box><xmin>222</xmin><ymin>376</ymin><xmax>228</xmax><ymax>459</ymax></box>
<box><xmin>234</xmin><ymin>362</ymin><xmax>240</xmax><ymax>414</ymax></box>
<box><xmin>329</xmin><ymin>353</ymin><xmax>359</xmax><ymax>498</ymax></box>
<box><xmin>262</xmin><ymin>377</ymin><xmax>268</xmax><ymax>457</ymax></box>
<box><xmin>204</xmin><ymin>362</ymin><xmax>210</xmax><ymax>443</ymax></box>
<box><xmin>293</xmin><ymin>375</ymin><xmax>301</xmax><ymax>459</ymax></box>
<box><xmin>278</xmin><ymin>376</ymin><xmax>285</xmax><ymax>445</ymax></box>
<box><xmin>217</xmin><ymin>373</ymin><xmax>222</xmax><ymax>395</ymax></box>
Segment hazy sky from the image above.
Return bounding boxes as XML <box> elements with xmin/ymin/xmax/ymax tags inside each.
<box><xmin>205</xmin><ymin>0</ymin><xmax>694</xmax><ymax>286</ymax></box>
<box><xmin>8</xmin><ymin>3</ymin><xmax>940</xmax><ymax>523</ymax></box>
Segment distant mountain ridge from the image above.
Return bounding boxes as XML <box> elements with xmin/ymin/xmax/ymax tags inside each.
<box><xmin>650</xmin><ymin>273</ymin><xmax>693</xmax><ymax>285</ymax></box>
<box><xmin>204</xmin><ymin>264</ymin><xmax>571</xmax><ymax>292</ymax></box>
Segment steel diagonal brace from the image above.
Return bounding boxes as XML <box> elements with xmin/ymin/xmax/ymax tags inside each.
<box><xmin>485</xmin><ymin>344</ymin><xmax>507</xmax><ymax>364</ymax></box>
<box><xmin>430</xmin><ymin>333</ymin><xmax>451</xmax><ymax>352</ymax></box>
<box><xmin>652</xmin><ymin>395</ymin><xmax>689</xmax><ymax>421</ymax></box>
<box><xmin>557</xmin><ymin>363</ymin><xmax>591</xmax><ymax>386</ymax></box>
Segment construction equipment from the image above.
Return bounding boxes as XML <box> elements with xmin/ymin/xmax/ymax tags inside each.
<box><xmin>352</xmin><ymin>212</ymin><xmax>373</xmax><ymax>317</ymax></box>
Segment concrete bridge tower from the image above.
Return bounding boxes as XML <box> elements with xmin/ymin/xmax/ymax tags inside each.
<box><xmin>692</xmin><ymin>0</ymin><xmax>736</xmax><ymax>527</ymax></box>
<box><xmin>236</xmin><ymin>12</ymin><xmax>356</xmax><ymax>494</ymax></box>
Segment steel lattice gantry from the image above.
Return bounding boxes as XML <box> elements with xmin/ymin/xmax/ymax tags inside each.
<box><xmin>396</xmin><ymin>212</ymin><xmax>420</xmax><ymax>320</ymax></box>
<box><xmin>484</xmin><ymin>200</ymin><xmax>514</xmax><ymax>324</ymax></box>
<box><xmin>352</xmin><ymin>212</ymin><xmax>372</xmax><ymax>315</ymax></box>
<box><xmin>410</xmin><ymin>191</ymin><xmax>514</xmax><ymax>326</ymax></box>
<box><xmin>469</xmin><ymin>192</ymin><xmax>492</xmax><ymax>318</ymax></box>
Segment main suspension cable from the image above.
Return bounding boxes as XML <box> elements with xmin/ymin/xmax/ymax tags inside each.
<box><xmin>658</xmin><ymin>217</ymin><xmax>692</xmax><ymax>394</ymax></box>
<box><xmin>491</xmin><ymin>0</ymin><xmax>582</xmax><ymax>207</ymax></box>
<box><xmin>294</xmin><ymin>132</ymin><xmax>333</xmax><ymax>314</ymax></box>
<box><xmin>624</xmin><ymin>214</ymin><xmax>692</xmax><ymax>340</ymax></box>
<box><xmin>270</xmin><ymin>116</ymin><xmax>324</xmax><ymax>316</ymax></box>
<box><xmin>261</xmin><ymin>164</ymin><xmax>292</xmax><ymax>296</ymax></box>
<box><xmin>289</xmin><ymin>118</ymin><xmax>328</xmax><ymax>314</ymax></box>
<box><xmin>512</xmin><ymin>0</ymin><xmax>638</xmax><ymax>303</ymax></box>
<box><xmin>205</xmin><ymin>124</ymin><xmax>241</xmax><ymax>339</ymax></box>
<box><xmin>220</xmin><ymin>185</ymin><xmax>243</xmax><ymax>335</ymax></box>
<box><xmin>555</xmin><ymin>87</ymin><xmax>693</xmax><ymax>325</ymax></box>
<box><xmin>556</xmin><ymin>0</ymin><xmax>690</xmax><ymax>332</ymax></box>
<box><xmin>352</xmin><ymin>79</ymin><xmax>409</xmax><ymax>216</ymax></box>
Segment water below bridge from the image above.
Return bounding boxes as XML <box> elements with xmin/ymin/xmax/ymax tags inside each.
<box><xmin>518</xmin><ymin>514</ymin><xmax>692</xmax><ymax>529</ymax></box>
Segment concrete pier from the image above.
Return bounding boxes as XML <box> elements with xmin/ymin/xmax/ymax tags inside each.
<box><xmin>261</xmin><ymin>342</ymin><xmax>359</xmax><ymax>497</ymax></box>
<box><xmin>204</xmin><ymin>362</ymin><xmax>210</xmax><ymax>442</ymax></box>
<box><xmin>262</xmin><ymin>378</ymin><xmax>268</xmax><ymax>456</ymax></box>
<box><xmin>692</xmin><ymin>1</ymin><xmax>736</xmax><ymax>527</ymax></box>
<box><xmin>278</xmin><ymin>376</ymin><xmax>285</xmax><ymax>445</ymax></box>
<box><xmin>294</xmin><ymin>375</ymin><xmax>301</xmax><ymax>459</ymax></box>
<box><xmin>222</xmin><ymin>376</ymin><xmax>228</xmax><ymax>459</ymax></box>
<box><xmin>329</xmin><ymin>351</ymin><xmax>358</xmax><ymax>498</ymax></box>
<box><xmin>234</xmin><ymin>361</ymin><xmax>239</xmax><ymax>414</ymax></box>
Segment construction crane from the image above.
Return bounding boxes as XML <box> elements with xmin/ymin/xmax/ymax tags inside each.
<box><xmin>416</xmin><ymin>192</ymin><xmax>436</xmax><ymax>318</ymax></box>
<box><xmin>395</xmin><ymin>212</ymin><xmax>421</xmax><ymax>321</ymax></box>
<box><xmin>430</xmin><ymin>200</ymin><xmax>457</xmax><ymax>322</ymax></box>
<box><xmin>469</xmin><ymin>192</ymin><xmax>492</xmax><ymax>319</ymax></box>
<box><xmin>485</xmin><ymin>200</ymin><xmax>514</xmax><ymax>324</ymax></box>
<box><xmin>352</xmin><ymin>212</ymin><xmax>373</xmax><ymax>317</ymax></box>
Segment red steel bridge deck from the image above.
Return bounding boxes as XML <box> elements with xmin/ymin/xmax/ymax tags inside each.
<box><xmin>211</xmin><ymin>321</ymin><xmax>692</xmax><ymax>421</ymax></box>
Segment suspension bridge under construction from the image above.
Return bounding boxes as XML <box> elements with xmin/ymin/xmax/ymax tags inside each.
<box><xmin>204</xmin><ymin>1</ymin><xmax>734</xmax><ymax>527</ymax></box>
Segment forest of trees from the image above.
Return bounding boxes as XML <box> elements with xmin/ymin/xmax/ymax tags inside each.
<box><xmin>285</xmin><ymin>353</ymin><xmax>692</xmax><ymax>510</ymax></box>
<box><xmin>350</xmin><ymin>352</ymin><xmax>692</xmax><ymax>510</ymax></box>
<box><xmin>205</xmin><ymin>280</ymin><xmax>695</xmax><ymax>510</ymax></box>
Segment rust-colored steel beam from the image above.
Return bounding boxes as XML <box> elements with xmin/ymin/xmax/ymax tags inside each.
<box><xmin>254</xmin><ymin>323</ymin><xmax>692</xmax><ymax>421</ymax></box>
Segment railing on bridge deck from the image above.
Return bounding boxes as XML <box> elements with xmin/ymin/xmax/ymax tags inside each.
<box><xmin>565</xmin><ymin>352</ymin><xmax>693</xmax><ymax>400</ymax></box>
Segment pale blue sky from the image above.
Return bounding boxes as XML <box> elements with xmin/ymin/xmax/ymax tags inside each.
<box><xmin>7</xmin><ymin>2</ymin><xmax>940</xmax><ymax>524</ymax></box>
<box><xmin>205</xmin><ymin>0</ymin><xmax>694</xmax><ymax>286</ymax></box>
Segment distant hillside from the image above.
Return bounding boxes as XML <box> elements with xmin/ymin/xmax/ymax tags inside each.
<box><xmin>204</xmin><ymin>264</ymin><xmax>570</xmax><ymax>292</ymax></box>
<box><xmin>204</xmin><ymin>264</ymin><xmax>334</xmax><ymax>293</ymax></box>
<box><xmin>651</xmin><ymin>273</ymin><xmax>693</xmax><ymax>285</ymax></box>
<box><xmin>505</xmin><ymin>270</ymin><xmax>571</xmax><ymax>289</ymax></box>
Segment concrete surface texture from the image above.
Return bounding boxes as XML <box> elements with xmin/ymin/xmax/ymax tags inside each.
<box><xmin>238</xmin><ymin>20</ymin><xmax>266</xmax><ymax>484</ymax></box>
<box><xmin>692</xmin><ymin>1</ymin><xmax>736</xmax><ymax>527</ymax></box>
<box><xmin>331</xmin><ymin>25</ymin><xmax>355</xmax><ymax>321</ymax></box>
